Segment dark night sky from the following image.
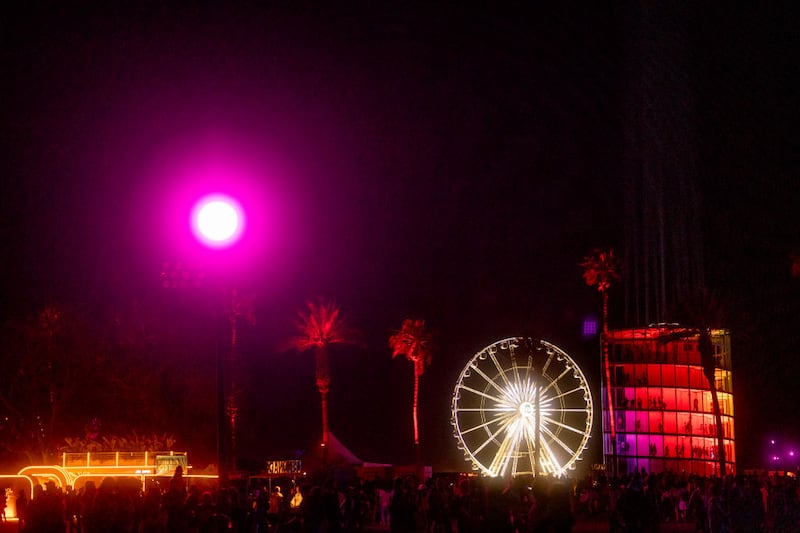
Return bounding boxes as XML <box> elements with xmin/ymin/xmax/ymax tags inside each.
<box><xmin>2</xmin><ymin>4</ymin><xmax>798</xmax><ymax>472</ymax></box>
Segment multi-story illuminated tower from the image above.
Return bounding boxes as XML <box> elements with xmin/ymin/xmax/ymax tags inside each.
<box><xmin>603</xmin><ymin>325</ymin><xmax>735</xmax><ymax>476</ymax></box>
<box><xmin>602</xmin><ymin>3</ymin><xmax>738</xmax><ymax>477</ymax></box>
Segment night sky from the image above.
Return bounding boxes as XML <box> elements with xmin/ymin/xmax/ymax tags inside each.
<box><xmin>2</xmin><ymin>4</ymin><xmax>798</xmax><ymax>472</ymax></box>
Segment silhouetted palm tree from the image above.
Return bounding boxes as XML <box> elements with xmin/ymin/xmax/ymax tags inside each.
<box><xmin>222</xmin><ymin>288</ymin><xmax>255</xmax><ymax>473</ymax></box>
<box><xmin>660</xmin><ymin>288</ymin><xmax>728</xmax><ymax>476</ymax></box>
<box><xmin>389</xmin><ymin>319</ymin><xmax>433</xmax><ymax>448</ymax></box>
<box><xmin>581</xmin><ymin>248</ymin><xmax>621</xmax><ymax>475</ymax></box>
<box><xmin>0</xmin><ymin>305</ymin><xmax>100</xmax><ymax>464</ymax></box>
<box><xmin>289</xmin><ymin>298</ymin><xmax>359</xmax><ymax>449</ymax></box>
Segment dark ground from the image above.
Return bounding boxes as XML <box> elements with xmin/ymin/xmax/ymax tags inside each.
<box><xmin>0</xmin><ymin>515</ymin><xmax>697</xmax><ymax>532</ymax></box>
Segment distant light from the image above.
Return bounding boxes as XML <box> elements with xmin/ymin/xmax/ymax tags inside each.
<box><xmin>582</xmin><ymin>317</ymin><xmax>598</xmax><ymax>337</ymax></box>
<box><xmin>191</xmin><ymin>194</ymin><xmax>245</xmax><ymax>248</ymax></box>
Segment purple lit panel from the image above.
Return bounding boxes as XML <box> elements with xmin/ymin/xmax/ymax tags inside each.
<box><xmin>582</xmin><ymin>317</ymin><xmax>597</xmax><ymax>337</ymax></box>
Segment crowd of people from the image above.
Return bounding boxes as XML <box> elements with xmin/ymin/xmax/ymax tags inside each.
<box><xmin>7</xmin><ymin>466</ymin><xmax>800</xmax><ymax>532</ymax></box>
<box><xmin>586</xmin><ymin>470</ymin><xmax>799</xmax><ymax>532</ymax></box>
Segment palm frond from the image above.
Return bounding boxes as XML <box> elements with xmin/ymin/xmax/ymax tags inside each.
<box><xmin>389</xmin><ymin>319</ymin><xmax>433</xmax><ymax>374</ymax></box>
<box><xmin>288</xmin><ymin>298</ymin><xmax>360</xmax><ymax>351</ymax></box>
<box><xmin>580</xmin><ymin>248</ymin><xmax>621</xmax><ymax>292</ymax></box>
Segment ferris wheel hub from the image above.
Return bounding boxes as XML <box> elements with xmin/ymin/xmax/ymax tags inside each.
<box><xmin>519</xmin><ymin>402</ymin><xmax>535</xmax><ymax>418</ymax></box>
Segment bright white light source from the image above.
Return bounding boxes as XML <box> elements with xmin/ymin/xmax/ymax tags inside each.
<box><xmin>198</xmin><ymin>201</ymin><xmax>238</xmax><ymax>241</ymax></box>
<box><xmin>191</xmin><ymin>194</ymin><xmax>244</xmax><ymax>248</ymax></box>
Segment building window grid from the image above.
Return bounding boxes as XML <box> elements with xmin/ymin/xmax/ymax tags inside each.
<box><xmin>603</xmin><ymin>329</ymin><xmax>735</xmax><ymax>475</ymax></box>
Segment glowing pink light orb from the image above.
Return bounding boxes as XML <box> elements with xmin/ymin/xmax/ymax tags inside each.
<box><xmin>191</xmin><ymin>194</ymin><xmax>245</xmax><ymax>248</ymax></box>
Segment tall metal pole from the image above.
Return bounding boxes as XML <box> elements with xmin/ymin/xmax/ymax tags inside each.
<box><xmin>189</xmin><ymin>193</ymin><xmax>249</xmax><ymax>489</ymax></box>
<box><xmin>534</xmin><ymin>384</ymin><xmax>541</xmax><ymax>478</ymax></box>
<box><xmin>216</xmin><ymin>302</ymin><xmax>229</xmax><ymax>488</ymax></box>
<box><xmin>603</xmin><ymin>291</ymin><xmax>617</xmax><ymax>478</ymax></box>
<box><xmin>221</xmin><ymin>288</ymin><xmax>254</xmax><ymax>481</ymax></box>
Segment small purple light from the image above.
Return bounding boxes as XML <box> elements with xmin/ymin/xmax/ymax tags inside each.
<box><xmin>582</xmin><ymin>317</ymin><xmax>598</xmax><ymax>337</ymax></box>
<box><xmin>191</xmin><ymin>194</ymin><xmax>245</xmax><ymax>249</ymax></box>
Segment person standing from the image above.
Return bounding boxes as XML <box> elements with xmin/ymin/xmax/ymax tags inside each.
<box><xmin>15</xmin><ymin>489</ymin><xmax>28</xmax><ymax>531</ymax></box>
<box><xmin>268</xmin><ymin>485</ymin><xmax>284</xmax><ymax>528</ymax></box>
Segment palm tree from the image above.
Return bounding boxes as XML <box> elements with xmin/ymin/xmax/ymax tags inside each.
<box><xmin>660</xmin><ymin>288</ymin><xmax>728</xmax><ymax>476</ymax></box>
<box><xmin>222</xmin><ymin>288</ymin><xmax>255</xmax><ymax>474</ymax></box>
<box><xmin>580</xmin><ymin>248</ymin><xmax>621</xmax><ymax>475</ymax></box>
<box><xmin>389</xmin><ymin>319</ymin><xmax>433</xmax><ymax>451</ymax></box>
<box><xmin>289</xmin><ymin>298</ymin><xmax>359</xmax><ymax>450</ymax></box>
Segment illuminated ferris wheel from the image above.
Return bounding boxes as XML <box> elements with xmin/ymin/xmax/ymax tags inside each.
<box><xmin>451</xmin><ymin>337</ymin><xmax>593</xmax><ymax>478</ymax></box>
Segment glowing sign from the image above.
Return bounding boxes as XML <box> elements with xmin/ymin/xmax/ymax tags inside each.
<box><xmin>155</xmin><ymin>455</ymin><xmax>188</xmax><ymax>476</ymax></box>
<box><xmin>265</xmin><ymin>460</ymin><xmax>302</xmax><ymax>475</ymax></box>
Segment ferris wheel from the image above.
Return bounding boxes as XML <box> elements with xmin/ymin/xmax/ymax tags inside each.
<box><xmin>451</xmin><ymin>337</ymin><xmax>593</xmax><ymax>478</ymax></box>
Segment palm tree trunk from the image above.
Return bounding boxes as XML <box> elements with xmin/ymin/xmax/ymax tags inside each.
<box><xmin>413</xmin><ymin>369</ymin><xmax>420</xmax><ymax>445</ymax></box>
<box><xmin>315</xmin><ymin>346</ymin><xmax>331</xmax><ymax>451</ymax></box>
<box><xmin>320</xmin><ymin>391</ymin><xmax>329</xmax><ymax>446</ymax></box>
<box><xmin>602</xmin><ymin>291</ymin><xmax>617</xmax><ymax>476</ymax></box>
<box><xmin>413</xmin><ymin>367</ymin><xmax>423</xmax><ymax>480</ymax></box>
<box><xmin>699</xmin><ymin>329</ymin><xmax>726</xmax><ymax>476</ymax></box>
<box><xmin>228</xmin><ymin>316</ymin><xmax>238</xmax><ymax>474</ymax></box>
<box><xmin>320</xmin><ymin>389</ymin><xmax>330</xmax><ymax>469</ymax></box>
<box><xmin>710</xmin><ymin>386</ymin><xmax>726</xmax><ymax>475</ymax></box>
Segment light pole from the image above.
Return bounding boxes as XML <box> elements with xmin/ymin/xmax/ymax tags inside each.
<box><xmin>191</xmin><ymin>193</ymin><xmax>246</xmax><ymax>488</ymax></box>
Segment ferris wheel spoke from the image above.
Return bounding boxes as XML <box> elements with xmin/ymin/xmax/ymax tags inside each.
<box><xmin>488</xmin><ymin>353</ymin><xmax>513</xmax><ymax>390</ymax></box>
<box><xmin>459</xmin><ymin>410</ymin><xmax>515</xmax><ymax>435</ymax></box>
<box><xmin>508</xmin><ymin>344</ymin><xmax>525</xmax><ymax>386</ymax></box>
<box><xmin>541</xmin><ymin>424</ymin><xmax>578</xmax><ymax>457</ymax></box>
<box><xmin>541</xmin><ymin>415</ymin><xmax>587</xmax><ymax>435</ymax></box>
<box><xmin>542</xmin><ymin>407</ymin><xmax>586</xmax><ymax>414</ymax></box>
<box><xmin>468</xmin><ymin>364</ymin><xmax>509</xmax><ymax>398</ymax></box>
<box><xmin>510</xmin><ymin>453</ymin><xmax>520</xmax><ymax>477</ymax></box>
<box><xmin>540</xmin><ymin>438</ymin><xmax>564</xmax><ymax>474</ymax></box>
<box><xmin>523</xmin><ymin>419</ymin><xmax>539</xmax><ymax>474</ymax></box>
<box><xmin>487</xmin><ymin>425</ymin><xmax>517</xmax><ymax>476</ymax></box>
<box><xmin>456</xmin><ymin>407</ymin><xmax>516</xmax><ymax>413</ymax></box>
<box><xmin>545</xmin><ymin>408</ymin><xmax>591</xmax><ymax>413</ymax></box>
<box><xmin>541</xmin><ymin>349</ymin><xmax>555</xmax><ymax>375</ymax></box>
<box><xmin>551</xmin><ymin>386</ymin><xmax>585</xmax><ymax>400</ymax></box>
<box><xmin>540</xmin><ymin>366</ymin><xmax>572</xmax><ymax>395</ymax></box>
<box><xmin>508</xmin><ymin>422</ymin><xmax>523</xmax><ymax>477</ymax></box>
<box><xmin>458</xmin><ymin>384</ymin><xmax>505</xmax><ymax>404</ymax></box>
<box><xmin>472</xmin><ymin>416</ymin><xmax>514</xmax><ymax>457</ymax></box>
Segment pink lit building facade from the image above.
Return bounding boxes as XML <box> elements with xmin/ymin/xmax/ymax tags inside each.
<box><xmin>604</xmin><ymin>325</ymin><xmax>735</xmax><ymax>476</ymax></box>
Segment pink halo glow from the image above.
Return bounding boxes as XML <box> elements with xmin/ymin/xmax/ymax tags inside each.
<box><xmin>191</xmin><ymin>194</ymin><xmax>245</xmax><ymax>248</ymax></box>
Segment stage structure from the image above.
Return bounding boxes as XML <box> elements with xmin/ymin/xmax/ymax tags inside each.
<box><xmin>604</xmin><ymin>325</ymin><xmax>735</xmax><ymax>476</ymax></box>
<box><xmin>451</xmin><ymin>338</ymin><xmax>593</xmax><ymax>478</ymax></box>
<box><xmin>9</xmin><ymin>451</ymin><xmax>215</xmax><ymax>493</ymax></box>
